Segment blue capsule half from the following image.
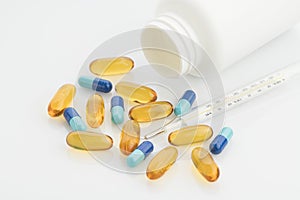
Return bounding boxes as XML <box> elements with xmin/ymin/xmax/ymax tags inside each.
<box><xmin>209</xmin><ymin>127</ymin><xmax>233</xmax><ymax>155</ymax></box>
<box><xmin>63</xmin><ymin>107</ymin><xmax>87</xmax><ymax>131</ymax></box>
<box><xmin>174</xmin><ymin>90</ymin><xmax>196</xmax><ymax>116</ymax></box>
<box><xmin>78</xmin><ymin>76</ymin><xmax>112</xmax><ymax>93</ymax></box>
<box><xmin>127</xmin><ymin>141</ymin><xmax>154</xmax><ymax>167</ymax></box>
<box><xmin>111</xmin><ymin>96</ymin><xmax>124</xmax><ymax>125</ymax></box>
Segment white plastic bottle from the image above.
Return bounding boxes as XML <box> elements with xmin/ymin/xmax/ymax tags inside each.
<box><xmin>141</xmin><ymin>0</ymin><xmax>300</xmax><ymax>76</ymax></box>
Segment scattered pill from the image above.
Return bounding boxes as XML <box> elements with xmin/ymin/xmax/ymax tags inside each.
<box><xmin>127</xmin><ymin>141</ymin><xmax>154</xmax><ymax>167</ymax></box>
<box><xmin>129</xmin><ymin>101</ymin><xmax>173</xmax><ymax>123</ymax></box>
<box><xmin>174</xmin><ymin>90</ymin><xmax>196</xmax><ymax>116</ymax></box>
<box><xmin>63</xmin><ymin>107</ymin><xmax>87</xmax><ymax>131</ymax></box>
<box><xmin>111</xmin><ymin>96</ymin><xmax>124</xmax><ymax>124</ymax></box>
<box><xmin>191</xmin><ymin>147</ymin><xmax>220</xmax><ymax>182</ymax></box>
<box><xmin>146</xmin><ymin>146</ymin><xmax>178</xmax><ymax>180</ymax></box>
<box><xmin>115</xmin><ymin>81</ymin><xmax>157</xmax><ymax>104</ymax></box>
<box><xmin>90</xmin><ymin>57</ymin><xmax>134</xmax><ymax>76</ymax></box>
<box><xmin>48</xmin><ymin>84</ymin><xmax>76</xmax><ymax>117</ymax></box>
<box><xmin>78</xmin><ymin>76</ymin><xmax>112</xmax><ymax>93</ymax></box>
<box><xmin>86</xmin><ymin>94</ymin><xmax>105</xmax><ymax>128</ymax></box>
<box><xmin>209</xmin><ymin>127</ymin><xmax>233</xmax><ymax>155</ymax></box>
<box><xmin>168</xmin><ymin>125</ymin><xmax>213</xmax><ymax>146</ymax></box>
<box><xmin>119</xmin><ymin>120</ymin><xmax>140</xmax><ymax>155</ymax></box>
<box><xmin>66</xmin><ymin>131</ymin><xmax>113</xmax><ymax>151</ymax></box>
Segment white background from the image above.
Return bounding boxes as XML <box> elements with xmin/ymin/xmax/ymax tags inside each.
<box><xmin>0</xmin><ymin>0</ymin><xmax>300</xmax><ymax>199</ymax></box>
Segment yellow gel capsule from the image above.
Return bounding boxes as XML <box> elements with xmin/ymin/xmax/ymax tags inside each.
<box><xmin>90</xmin><ymin>57</ymin><xmax>134</xmax><ymax>76</ymax></box>
<box><xmin>191</xmin><ymin>147</ymin><xmax>220</xmax><ymax>182</ymax></box>
<box><xmin>146</xmin><ymin>146</ymin><xmax>178</xmax><ymax>180</ymax></box>
<box><xmin>86</xmin><ymin>94</ymin><xmax>105</xmax><ymax>128</ymax></box>
<box><xmin>48</xmin><ymin>84</ymin><xmax>76</xmax><ymax>117</ymax></box>
<box><xmin>115</xmin><ymin>82</ymin><xmax>157</xmax><ymax>104</ymax></box>
<box><xmin>119</xmin><ymin>120</ymin><xmax>140</xmax><ymax>155</ymax></box>
<box><xmin>66</xmin><ymin>131</ymin><xmax>113</xmax><ymax>151</ymax></box>
<box><xmin>168</xmin><ymin>125</ymin><xmax>213</xmax><ymax>146</ymax></box>
<box><xmin>129</xmin><ymin>101</ymin><xmax>173</xmax><ymax>123</ymax></box>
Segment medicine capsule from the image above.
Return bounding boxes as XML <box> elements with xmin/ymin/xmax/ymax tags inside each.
<box><xmin>146</xmin><ymin>146</ymin><xmax>178</xmax><ymax>180</ymax></box>
<box><xmin>48</xmin><ymin>84</ymin><xmax>76</xmax><ymax>117</ymax></box>
<box><xmin>115</xmin><ymin>81</ymin><xmax>157</xmax><ymax>104</ymax></box>
<box><xmin>86</xmin><ymin>94</ymin><xmax>105</xmax><ymax>128</ymax></box>
<box><xmin>119</xmin><ymin>120</ymin><xmax>140</xmax><ymax>155</ymax></box>
<box><xmin>168</xmin><ymin>125</ymin><xmax>213</xmax><ymax>146</ymax></box>
<box><xmin>66</xmin><ymin>131</ymin><xmax>113</xmax><ymax>151</ymax></box>
<box><xmin>78</xmin><ymin>76</ymin><xmax>112</xmax><ymax>93</ymax></box>
<box><xmin>209</xmin><ymin>127</ymin><xmax>233</xmax><ymax>155</ymax></box>
<box><xmin>90</xmin><ymin>57</ymin><xmax>134</xmax><ymax>76</ymax></box>
<box><xmin>174</xmin><ymin>90</ymin><xmax>196</xmax><ymax>116</ymax></box>
<box><xmin>129</xmin><ymin>101</ymin><xmax>173</xmax><ymax>123</ymax></box>
<box><xmin>191</xmin><ymin>147</ymin><xmax>220</xmax><ymax>182</ymax></box>
<box><xmin>63</xmin><ymin>107</ymin><xmax>87</xmax><ymax>131</ymax></box>
<box><xmin>111</xmin><ymin>96</ymin><xmax>124</xmax><ymax>124</ymax></box>
<box><xmin>127</xmin><ymin>141</ymin><xmax>154</xmax><ymax>167</ymax></box>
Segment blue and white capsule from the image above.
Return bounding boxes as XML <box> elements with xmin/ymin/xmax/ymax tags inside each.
<box><xmin>111</xmin><ymin>96</ymin><xmax>124</xmax><ymax>124</ymax></box>
<box><xmin>127</xmin><ymin>141</ymin><xmax>154</xmax><ymax>167</ymax></box>
<box><xmin>174</xmin><ymin>90</ymin><xmax>196</xmax><ymax>116</ymax></box>
<box><xmin>63</xmin><ymin>107</ymin><xmax>87</xmax><ymax>131</ymax></box>
<box><xmin>78</xmin><ymin>76</ymin><xmax>112</xmax><ymax>93</ymax></box>
<box><xmin>209</xmin><ymin>127</ymin><xmax>233</xmax><ymax>155</ymax></box>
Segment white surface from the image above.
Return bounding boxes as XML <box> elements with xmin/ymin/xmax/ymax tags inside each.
<box><xmin>0</xmin><ymin>0</ymin><xmax>299</xmax><ymax>199</ymax></box>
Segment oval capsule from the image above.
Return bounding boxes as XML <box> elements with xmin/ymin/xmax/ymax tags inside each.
<box><xmin>48</xmin><ymin>84</ymin><xmax>76</xmax><ymax>117</ymax></box>
<box><xmin>174</xmin><ymin>90</ymin><xmax>196</xmax><ymax>116</ymax></box>
<box><xmin>90</xmin><ymin>57</ymin><xmax>134</xmax><ymax>76</ymax></box>
<box><xmin>86</xmin><ymin>94</ymin><xmax>105</xmax><ymax>128</ymax></box>
<box><xmin>168</xmin><ymin>125</ymin><xmax>213</xmax><ymax>146</ymax></box>
<box><xmin>129</xmin><ymin>101</ymin><xmax>173</xmax><ymax>123</ymax></box>
<box><xmin>78</xmin><ymin>76</ymin><xmax>112</xmax><ymax>93</ymax></box>
<box><xmin>63</xmin><ymin>107</ymin><xmax>87</xmax><ymax>131</ymax></box>
<box><xmin>119</xmin><ymin>120</ymin><xmax>140</xmax><ymax>155</ymax></box>
<box><xmin>146</xmin><ymin>146</ymin><xmax>178</xmax><ymax>180</ymax></box>
<box><xmin>210</xmin><ymin>127</ymin><xmax>233</xmax><ymax>155</ymax></box>
<box><xmin>115</xmin><ymin>81</ymin><xmax>157</xmax><ymax>104</ymax></box>
<box><xmin>66</xmin><ymin>131</ymin><xmax>113</xmax><ymax>151</ymax></box>
<box><xmin>191</xmin><ymin>147</ymin><xmax>220</xmax><ymax>182</ymax></box>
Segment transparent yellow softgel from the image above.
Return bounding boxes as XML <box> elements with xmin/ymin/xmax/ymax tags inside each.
<box><xmin>119</xmin><ymin>120</ymin><xmax>140</xmax><ymax>155</ymax></box>
<box><xmin>168</xmin><ymin>125</ymin><xmax>213</xmax><ymax>146</ymax></box>
<box><xmin>191</xmin><ymin>147</ymin><xmax>220</xmax><ymax>182</ymax></box>
<box><xmin>146</xmin><ymin>146</ymin><xmax>178</xmax><ymax>180</ymax></box>
<box><xmin>90</xmin><ymin>57</ymin><xmax>134</xmax><ymax>76</ymax></box>
<box><xmin>86</xmin><ymin>94</ymin><xmax>105</xmax><ymax>128</ymax></box>
<box><xmin>129</xmin><ymin>101</ymin><xmax>173</xmax><ymax>123</ymax></box>
<box><xmin>48</xmin><ymin>84</ymin><xmax>76</xmax><ymax>117</ymax></box>
<box><xmin>115</xmin><ymin>81</ymin><xmax>157</xmax><ymax>104</ymax></box>
<box><xmin>66</xmin><ymin>131</ymin><xmax>113</xmax><ymax>151</ymax></box>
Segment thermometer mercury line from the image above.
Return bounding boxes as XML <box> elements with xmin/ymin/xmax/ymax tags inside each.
<box><xmin>144</xmin><ymin>61</ymin><xmax>300</xmax><ymax>139</ymax></box>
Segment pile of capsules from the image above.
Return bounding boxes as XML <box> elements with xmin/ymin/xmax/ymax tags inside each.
<box><xmin>48</xmin><ymin>57</ymin><xmax>233</xmax><ymax>182</ymax></box>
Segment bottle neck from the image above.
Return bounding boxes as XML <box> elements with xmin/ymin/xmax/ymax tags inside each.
<box><xmin>142</xmin><ymin>13</ymin><xmax>200</xmax><ymax>76</ymax></box>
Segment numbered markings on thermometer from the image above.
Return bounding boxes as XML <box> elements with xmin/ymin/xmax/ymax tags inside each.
<box><xmin>168</xmin><ymin>125</ymin><xmax>213</xmax><ymax>146</ymax></box>
<box><xmin>66</xmin><ymin>131</ymin><xmax>113</xmax><ymax>151</ymax></box>
<box><xmin>129</xmin><ymin>101</ymin><xmax>173</xmax><ymax>123</ymax></box>
<box><xmin>86</xmin><ymin>94</ymin><xmax>105</xmax><ymax>128</ymax></box>
<box><xmin>119</xmin><ymin>120</ymin><xmax>140</xmax><ymax>155</ymax></box>
<box><xmin>146</xmin><ymin>146</ymin><xmax>178</xmax><ymax>180</ymax></box>
<box><xmin>48</xmin><ymin>84</ymin><xmax>76</xmax><ymax>117</ymax></box>
<box><xmin>90</xmin><ymin>57</ymin><xmax>134</xmax><ymax>76</ymax></box>
<box><xmin>115</xmin><ymin>82</ymin><xmax>157</xmax><ymax>104</ymax></box>
<box><xmin>191</xmin><ymin>147</ymin><xmax>220</xmax><ymax>182</ymax></box>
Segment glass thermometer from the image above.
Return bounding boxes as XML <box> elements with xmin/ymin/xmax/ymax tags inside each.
<box><xmin>144</xmin><ymin>61</ymin><xmax>300</xmax><ymax>139</ymax></box>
